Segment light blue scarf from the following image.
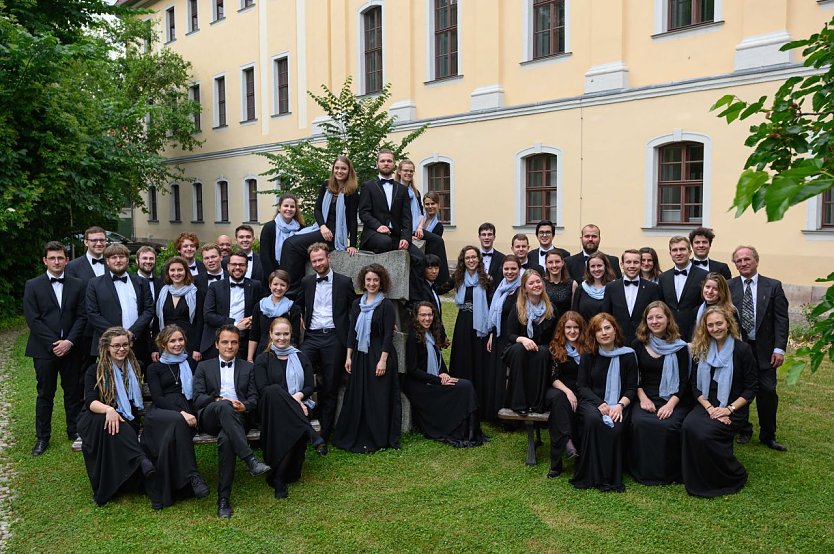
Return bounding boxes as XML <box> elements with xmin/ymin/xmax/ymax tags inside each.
<box><xmin>270</xmin><ymin>344</ymin><xmax>315</xmax><ymax>409</ymax></box>
<box><xmin>488</xmin><ymin>276</ymin><xmax>521</xmax><ymax>337</ymax></box>
<box><xmin>322</xmin><ymin>189</ymin><xmax>348</xmax><ymax>251</ymax></box>
<box><xmin>565</xmin><ymin>343</ymin><xmax>581</xmax><ymax>365</ymax></box>
<box><xmin>111</xmin><ymin>361</ymin><xmax>143</xmax><ymax>421</ymax></box>
<box><xmin>407</xmin><ymin>187</ymin><xmax>422</xmax><ymax>233</ymax></box>
<box><xmin>160</xmin><ymin>351</ymin><xmax>193</xmax><ymax>400</ymax></box>
<box><xmin>697</xmin><ymin>339</ymin><xmax>735</xmax><ymax>407</ymax></box>
<box><xmin>424</xmin><ymin>332</ymin><xmax>441</xmax><ymax>377</ymax></box>
<box><xmin>355</xmin><ymin>293</ymin><xmax>385</xmax><ymax>353</ymax></box>
<box><xmin>156</xmin><ymin>284</ymin><xmax>197</xmax><ymax>329</ymax></box>
<box><xmin>648</xmin><ymin>335</ymin><xmax>689</xmax><ymax>400</ymax></box>
<box><xmin>598</xmin><ymin>346</ymin><xmax>635</xmax><ymax>427</ymax></box>
<box><xmin>259</xmin><ymin>295</ymin><xmax>293</xmax><ymax>319</ymax></box>
<box><xmin>525</xmin><ymin>299</ymin><xmax>546</xmax><ymax>339</ymax></box>
<box><xmin>273</xmin><ymin>216</ymin><xmax>301</xmax><ymax>264</ymax></box>
<box><xmin>424</xmin><ymin>213</ymin><xmax>439</xmax><ymax>233</ymax></box>
<box><xmin>455</xmin><ymin>271</ymin><xmax>490</xmax><ymax>338</ymax></box>
<box><xmin>581</xmin><ymin>281</ymin><xmax>606</xmax><ymax>301</ymax></box>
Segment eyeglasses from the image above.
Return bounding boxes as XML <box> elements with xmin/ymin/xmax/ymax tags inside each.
<box><xmin>228</xmin><ymin>262</ymin><xmax>247</xmax><ymax>267</ymax></box>
<box><xmin>87</xmin><ymin>238</ymin><xmax>107</xmax><ymax>243</ymax></box>
<box><xmin>537</xmin><ymin>231</ymin><xmax>553</xmax><ymax>236</ymax></box>
<box><xmin>109</xmin><ymin>343</ymin><xmax>130</xmax><ymax>351</ymax></box>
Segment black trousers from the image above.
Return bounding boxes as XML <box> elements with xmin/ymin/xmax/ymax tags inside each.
<box><xmin>198</xmin><ymin>401</ymin><xmax>253</xmax><ymax>499</ymax></box>
<box><xmin>34</xmin><ymin>356</ymin><xmax>81</xmax><ymax>440</ymax></box>
<box><xmin>740</xmin><ymin>364</ymin><xmax>779</xmax><ymax>442</ymax></box>
<box><xmin>301</xmin><ymin>329</ymin><xmax>346</xmax><ymax>441</ymax></box>
<box><xmin>360</xmin><ymin>231</ymin><xmax>425</xmax><ymax>270</ymax></box>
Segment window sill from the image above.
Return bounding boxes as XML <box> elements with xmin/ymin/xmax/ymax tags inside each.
<box><xmin>147</xmin><ymin>219</ymin><xmax>159</xmax><ymax>224</ymax></box>
<box><xmin>652</xmin><ymin>20</ymin><xmax>724</xmax><ymax>40</ymax></box>
<box><xmin>211</xmin><ymin>17</ymin><xmax>226</xmax><ymax>25</ymax></box>
<box><xmin>244</xmin><ymin>220</ymin><xmax>260</xmax><ymax>225</ymax></box>
<box><xmin>212</xmin><ymin>124</ymin><xmax>228</xmax><ymax>130</ymax></box>
<box><xmin>165</xmin><ymin>38</ymin><xmax>176</xmax><ymax>45</ymax></box>
<box><xmin>238</xmin><ymin>4</ymin><xmax>255</xmax><ymax>14</ymax></box>
<box><xmin>169</xmin><ymin>220</ymin><xmax>182</xmax><ymax>224</ymax></box>
<box><xmin>271</xmin><ymin>112</ymin><xmax>292</xmax><ymax>119</ymax></box>
<box><xmin>802</xmin><ymin>229</ymin><xmax>834</xmax><ymax>240</ymax></box>
<box><xmin>215</xmin><ymin>221</ymin><xmax>231</xmax><ymax>225</ymax></box>
<box><xmin>190</xmin><ymin>220</ymin><xmax>205</xmax><ymax>224</ymax></box>
<box><xmin>239</xmin><ymin>118</ymin><xmax>258</xmax><ymax>125</ymax></box>
<box><xmin>357</xmin><ymin>91</ymin><xmax>384</xmax><ymax>99</ymax></box>
<box><xmin>512</xmin><ymin>225</ymin><xmax>565</xmax><ymax>234</ymax></box>
<box><xmin>521</xmin><ymin>51</ymin><xmax>572</xmax><ymax>67</ymax></box>
<box><xmin>186</xmin><ymin>28</ymin><xmax>199</xmax><ymax>36</ymax></box>
<box><xmin>424</xmin><ymin>74</ymin><xmax>463</xmax><ymax>87</ymax></box>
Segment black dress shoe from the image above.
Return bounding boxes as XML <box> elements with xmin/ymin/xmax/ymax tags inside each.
<box><xmin>140</xmin><ymin>457</ymin><xmax>157</xmax><ymax>478</ymax></box>
<box><xmin>151</xmin><ymin>500</ymin><xmax>163</xmax><ymax>511</ymax></box>
<box><xmin>31</xmin><ymin>439</ymin><xmax>49</xmax><ymax>457</ymax></box>
<box><xmin>736</xmin><ymin>433</ymin><xmax>752</xmax><ymax>445</ymax></box>
<box><xmin>67</xmin><ymin>432</ymin><xmax>80</xmax><ymax>441</ymax></box>
<box><xmin>274</xmin><ymin>482</ymin><xmax>288</xmax><ymax>499</ymax></box>
<box><xmin>565</xmin><ymin>439</ymin><xmax>578</xmax><ymax>459</ymax></box>
<box><xmin>546</xmin><ymin>468</ymin><xmax>561</xmax><ymax>479</ymax></box>
<box><xmin>245</xmin><ymin>456</ymin><xmax>271</xmax><ymax>476</ymax></box>
<box><xmin>763</xmin><ymin>439</ymin><xmax>788</xmax><ymax>452</ymax></box>
<box><xmin>217</xmin><ymin>497</ymin><xmax>232</xmax><ymax>518</ymax></box>
<box><xmin>190</xmin><ymin>473</ymin><xmax>210</xmax><ymax>498</ymax></box>
<box><xmin>315</xmin><ymin>442</ymin><xmax>328</xmax><ymax>457</ymax></box>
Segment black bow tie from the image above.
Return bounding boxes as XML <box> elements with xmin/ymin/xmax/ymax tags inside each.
<box><xmin>91</xmin><ymin>258</ymin><xmax>105</xmax><ymax>265</ymax></box>
<box><xmin>379</xmin><ymin>178</ymin><xmax>394</xmax><ymax>185</ymax></box>
<box><xmin>189</xmin><ymin>264</ymin><xmax>197</xmax><ymax>271</ymax></box>
<box><xmin>624</xmin><ymin>280</ymin><xmax>638</xmax><ymax>286</ymax></box>
<box><xmin>112</xmin><ymin>275</ymin><xmax>128</xmax><ymax>283</ymax></box>
<box><xmin>674</xmin><ymin>269</ymin><xmax>688</xmax><ymax>276</ymax></box>
<box><xmin>220</xmin><ymin>360</ymin><xmax>233</xmax><ymax>368</ymax></box>
<box><xmin>481</xmin><ymin>252</ymin><xmax>493</xmax><ymax>257</ymax></box>
<box><xmin>207</xmin><ymin>274</ymin><xmax>222</xmax><ymax>281</ymax></box>
<box><xmin>230</xmin><ymin>281</ymin><xmax>244</xmax><ymax>288</ymax></box>
<box><xmin>316</xmin><ymin>275</ymin><xmax>329</xmax><ymax>283</ymax></box>
<box><xmin>246</xmin><ymin>254</ymin><xmax>253</xmax><ymax>260</ymax></box>
<box><xmin>692</xmin><ymin>259</ymin><xmax>709</xmax><ymax>267</ymax></box>
<box><xmin>50</xmin><ymin>277</ymin><xmax>64</xmax><ymax>284</ymax></box>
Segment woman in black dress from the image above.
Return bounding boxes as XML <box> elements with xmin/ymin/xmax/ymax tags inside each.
<box><xmin>544</xmin><ymin>250</ymin><xmax>577</xmax><ymax>322</ymax></box>
<box><xmin>544</xmin><ymin>311</ymin><xmax>586</xmax><ymax>478</ymax></box>
<box><xmin>571</xmin><ymin>252</ymin><xmax>616</xmax><ymax>323</ymax></box>
<box><xmin>503</xmin><ymin>269</ymin><xmax>557</xmax><ymax>414</ymax></box>
<box><xmin>247</xmin><ymin>269</ymin><xmax>302</xmax><ymax>361</ymax></box>
<box><xmin>639</xmin><ymin>246</ymin><xmax>662</xmax><ymax>284</ymax></box>
<box><xmin>333</xmin><ymin>264</ymin><xmax>402</xmax><ymax>453</ymax></box>
<box><xmin>258</xmin><ymin>193</ymin><xmax>312</xmax><ymax>288</ymax></box>
<box><xmin>571</xmin><ymin>313</ymin><xmax>637</xmax><ymax>492</ymax></box>
<box><xmin>155</xmin><ymin>256</ymin><xmax>204</xmax><ymax>362</ymax></box>
<box><xmin>279</xmin><ymin>156</ymin><xmax>360</xmax><ymax>290</ymax></box>
<box><xmin>77</xmin><ymin>327</ymin><xmax>156</xmax><ymax>506</ymax></box>
<box><xmin>402</xmin><ymin>161</ymin><xmax>450</xmax><ymax>289</ymax></box>
<box><xmin>253</xmin><ymin>317</ymin><xmax>327</xmax><ymax>498</ymax></box>
<box><xmin>693</xmin><ymin>271</ymin><xmax>740</xmax><ymax>329</ymax></box>
<box><xmin>449</xmin><ymin>247</ymin><xmax>492</xmax><ymax>396</ymax></box>
<box><xmin>483</xmin><ymin>255</ymin><xmax>522</xmax><ymax>423</ymax></box>
<box><xmin>628</xmin><ymin>301</ymin><xmax>691</xmax><ymax>485</ymax></box>
<box><xmin>404</xmin><ymin>302</ymin><xmax>485</xmax><ymax>447</ymax></box>
<box><xmin>143</xmin><ymin>324</ymin><xmax>209</xmax><ymax>509</ymax></box>
<box><xmin>681</xmin><ymin>306</ymin><xmax>757</xmax><ymax>497</ymax></box>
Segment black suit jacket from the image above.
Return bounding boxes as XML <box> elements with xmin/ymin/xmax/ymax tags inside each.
<box><xmin>85</xmin><ymin>272</ymin><xmax>155</xmax><ymax>355</ymax></box>
<box><xmin>23</xmin><ymin>274</ymin><xmax>87</xmax><ymax>359</ymax></box>
<box><xmin>565</xmin><ymin>252</ymin><xmax>622</xmax><ymax>282</ymax></box>
<box><xmin>532</xmin><ymin>246</ymin><xmax>570</xmax><ymax>269</ymax></box>
<box><xmin>601</xmin><ymin>278</ymin><xmax>661</xmax><ymax>344</ymax></box>
<box><xmin>658</xmin><ymin>267</ymin><xmax>704</xmax><ymax>341</ymax></box>
<box><xmin>194</xmin><ymin>270</ymin><xmax>226</xmax><ymax>293</ymax></box>
<box><xmin>137</xmin><ymin>275</ymin><xmax>164</xmax><ymax>303</ymax></box>
<box><xmin>192</xmin><ymin>357</ymin><xmax>258</xmax><ymax>414</ymax></box>
<box><xmin>358</xmin><ymin>178</ymin><xmax>412</xmax><ymax>247</ymax></box>
<box><xmin>65</xmin><ymin>255</ymin><xmax>99</xmax><ymax>283</ymax></box>
<box><xmin>201</xmin><ymin>277</ymin><xmax>263</xmax><ymax>352</ymax></box>
<box><xmin>222</xmin><ymin>253</ymin><xmax>262</xmax><ymax>283</ymax></box>
<box><xmin>297</xmin><ymin>271</ymin><xmax>357</xmax><ymax>348</ymax></box>
<box><xmin>482</xmin><ymin>249</ymin><xmax>505</xmax><ymax>283</ymax></box>
<box><xmin>692</xmin><ymin>258</ymin><xmax>732</xmax><ymax>280</ymax></box>
<box><xmin>729</xmin><ymin>275</ymin><xmax>789</xmax><ymax>369</ymax></box>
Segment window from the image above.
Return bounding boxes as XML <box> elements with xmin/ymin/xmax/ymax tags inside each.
<box><xmin>147</xmin><ymin>186</ymin><xmax>158</xmax><ymax>221</ymax></box>
<box><xmin>524</xmin><ymin>154</ymin><xmax>558</xmax><ymax>224</ymax></box>
<box><xmin>533</xmin><ymin>0</ymin><xmax>565</xmax><ymax>59</ymax></box>
<box><xmin>668</xmin><ymin>0</ymin><xmax>714</xmax><ymax>30</ymax></box>
<box><xmin>170</xmin><ymin>184</ymin><xmax>181</xmax><ymax>222</ymax></box>
<box><xmin>214</xmin><ymin>0</ymin><xmax>224</xmax><ymax>21</ymax></box>
<box><xmin>241</xmin><ymin>0</ymin><xmax>254</xmax><ymax>8</ymax></box>
<box><xmin>192</xmin><ymin>182</ymin><xmax>204</xmax><ymax>222</ymax></box>
<box><xmin>214</xmin><ymin>76</ymin><xmax>226</xmax><ymax>127</ymax></box>
<box><xmin>189</xmin><ymin>84</ymin><xmax>201</xmax><ymax>131</ymax></box>
<box><xmin>657</xmin><ymin>142</ymin><xmax>703</xmax><ymax>224</ymax></box>
<box><xmin>363</xmin><ymin>6</ymin><xmax>383</xmax><ymax>94</ymax></box>
<box><xmin>434</xmin><ymin>0</ymin><xmax>458</xmax><ymax>79</ymax></box>
<box><xmin>246</xmin><ymin>179</ymin><xmax>259</xmax><ymax>222</ymax></box>
<box><xmin>242</xmin><ymin>66</ymin><xmax>256</xmax><ymax>122</ymax></box>
<box><xmin>426</xmin><ymin>163</ymin><xmax>451</xmax><ymax>224</ymax></box>
<box><xmin>165</xmin><ymin>7</ymin><xmax>176</xmax><ymax>42</ymax></box>
<box><xmin>188</xmin><ymin>0</ymin><xmax>198</xmax><ymax>32</ymax></box>
<box><xmin>822</xmin><ymin>189</ymin><xmax>834</xmax><ymax>227</ymax></box>
<box><xmin>273</xmin><ymin>57</ymin><xmax>289</xmax><ymax>115</ymax></box>
<box><xmin>217</xmin><ymin>181</ymin><xmax>229</xmax><ymax>222</ymax></box>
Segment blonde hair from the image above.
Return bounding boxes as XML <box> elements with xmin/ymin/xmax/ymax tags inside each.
<box><xmin>515</xmin><ymin>269</ymin><xmax>554</xmax><ymax>326</ymax></box>
<box><xmin>690</xmin><ymin>305</ymin><xmax>740</xmax><ymax>359</ymax></box>
<box><xmin>94</xmin><ymin>327</ymin><xmax>142</xmax><ymax>407</ymax></box>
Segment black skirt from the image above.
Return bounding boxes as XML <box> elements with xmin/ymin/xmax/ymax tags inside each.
<box><xmin>570</xmin><ymin>402</ymin><xmax>629</xmax><ymax>492</ymax></box>
<box><xmin>404</xmin><ymin>376</ymin><xmax>485</xmax><ymax>447</ymax></box>
<box><xmin>142</xmin><ymin>404</ymin><xmax>198</xmax><ymax>507</ymax></box>
<box><xmin>628</xmin><ymin>403</ymin><xmax>689</xmax><ymax>485</ymax></box>
<box><xmin>259</xmin><ymin>384</ymin><xmax>318</xmax><ymax>485</ymax></box>
<box><xmin>681</xmin><ymin>408</ymin><xmax>748</xmax><ymax>497</ymax></box>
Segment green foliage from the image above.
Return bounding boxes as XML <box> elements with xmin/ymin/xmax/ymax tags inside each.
<box><xmin>259</xmin><ymin>76</ymin><xmax>427</xmax><ymax>220</ymax></box>
<box><xmin>711</xmin><ymin>16</ymin><xmax>834</xmax><ymax>379</ymax></box>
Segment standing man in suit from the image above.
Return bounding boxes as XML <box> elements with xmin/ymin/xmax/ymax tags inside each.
<box><xmin>729</xmin><ymin>245</ymin><xmax>789</xmax><ymax>451</ymax></box>
<box><xmin>657</xmin><ymin>236</ymin><xmax>704</xmax><ymax>341</ymax></box>
<box><xmin>689</xmin><ymin>227</ymin><xmax>732</xmax><ymax>279</ymax></box>
<box><xmin>23</xmin><ymin>241</ymin><xmax>87</xmax><ymax>456</ymax></box>
<box><xmin>193</xmin><ymin>325</ymin><xmax>270</xmax><ymax>518</ymax></box>
<box><xmin>478</xmin><ymin>222</ymin><xmax>505</xmax><ymax>283</ymax></box>
<box><xmin>565</xmin><ymin>224</ymin><xmax>622</xmax><ymax>281</ymax></box>
<box><xmin>602</xmin><ymin>249</ymin><xmax>661</xmax><ymax>345</ymax></box>
<box><xmin>297</xmin><ymin>243</ymin><xmax>357</xmax><ymax>442</ymax></box>
<box><xmin>135</xmin><ymin>245</ymin><xmax>163</xmax><ymax>366</ymax></box>
<box><xmin>201</xmin><ymin>251</ymin><xmax>262</xmax><ymax>358</ymax></box>
<box><xmin>510</xmin><ymin>234</ymin><xmax>544</xmax><ymax>274</ymax></box>
<box><xmin>176</xmin><ymin>232</ymin><xmax>206</xmax><ymax>279</ymax></box>
<box><xmin>66</xmin><ymin>226</ymin><xmax>108</xmax><ymax>371</ymax></box>
<box><xmin>532</xmin><ymin>220</ymin><xmax>570</xmax><ymax>268</ymax></box>
<box><xmin>85</xmin><ymin>244</ymin><xmax>155</xmax><ymax>361</ymax></box>
<box><xmin>216</xmin><ymin>235</ymin><xmax>233</xmax><ymax>259</ymax></box>
<box><xmin>229</xmin><ymin>225</ymin><xmax>263</xmax><ymax>283</ymax></box>
<box><xmin>194</xmin><ymin>242</ymin><xmax>226</xmax><ymax>291</ymax></box>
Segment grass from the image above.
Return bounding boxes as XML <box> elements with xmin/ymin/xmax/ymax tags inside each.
<box><xmin>5</xmin><ymin>307</ymin><xmax>834</xmax><ymax>553</ymax></box>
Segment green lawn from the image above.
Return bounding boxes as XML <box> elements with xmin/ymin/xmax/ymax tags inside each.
<box><xmin>5</xmin><ymin>317</ymin><xmax>834</xmax><ymax>552</ymax></box>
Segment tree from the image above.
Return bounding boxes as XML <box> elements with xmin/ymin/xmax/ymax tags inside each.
<box><xmin>260</xmin><ymin>77</ymin><xmax>427</xmax><ymax>220</ymax></box>
<box><xmin>0</xmin><ymin>2</ymin><xmax>201</xmax><ymax>319</ymax></box>
<box><xmin>711</xmin><ymin>15</ymin><xmax>834</xmax><ymax>382</ymax></box>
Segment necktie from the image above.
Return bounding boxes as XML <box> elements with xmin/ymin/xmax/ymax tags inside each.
<box><xmin>50</xmin><ymin>277</ymin><xmax>64</xmax><ymax>284</ymax></box>
<box><xmin>91</xmin><ymin>258</ymin><xmax>105</xmax><ymax>265</ymax></box>
<box><xmin>112</xmin><ymin>275</ymin><xmax>128</xmax><ymax>283</ymax></box>
<box><xmin>674</xmin><ymin>269</ymin><xmax>688</xmax><ymax>276</ymax></box>
<box><xmin>208</xmin><ymin>274</ymin><xmax>222</xmax><ymax>281</ymax></box>
<box><xmin>220</xmin><ymin>360</ymin><xmax>233</xmax><ymax>368</ymax></box>
<box><xmin>317</xmin><ymin>275</ymin><xmax>329</xmax><ymax>283</ymax></box>
<box><xmin>624</xmin><ymin>280</ymin><xmax>638</xmax><ymax>286</ymax></box>
<box><xmin>692</xmin><ymin>259</ymin><xmax>709</xmax><ymax>267</ymax></box>
<box><xmin>230</xmin><ymin>282</ymin><xmax>244</xmax><ymax>288</ymax></box>
<box><xmin>742</xmin><ymin>278</ymin><xmax>755</xmax><ymax>336</ymax></box>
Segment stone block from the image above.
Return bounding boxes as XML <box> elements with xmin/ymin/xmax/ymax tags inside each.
<box><xmin>307</xmin><ymin>249</ymin><xmax>411</xmax><ymax>301</ymax></box>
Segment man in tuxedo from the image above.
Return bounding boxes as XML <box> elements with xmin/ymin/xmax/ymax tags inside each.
<box><xmin>689</xmin><ymin>227</ymin><xmax>732</xmax><ymax>279</ymax></box>
<box><xmin>297</xmin><ymin>243</ymin><xmax>357</xmax><ymax>441</ymax></box>
<box><xmin>216</xmin><ymin>234</ymin><xmax>233</xmax><ymax>259</ymax></box>
<box><xmin>194</xmin><ymin>243</ymin><xmax>226</xmax><ymax>291</ymax></box>
<box><xmin>510</xmin><ymin>234</ymin><xmax>544</xmax><ymax>274</ymax></box>
<box><xmin>176</xmin><ymin>232</ymin><xmax>206</xmax><ymax>279</ymax></box>
<box><xmin>23</xmin><ymin>241</ymin><xmax>87</xmax><ymax>456</ymax></box>
<box><xmin>657</xmin><ymin>236</ymin><xmax>704</xmax><ymax>341</ymax></box>
<box><xmin>532</xmin><ymin>220</ymin><xmax>570</xmax><ymax>268</ymax></box>
<box><xmin>478</xmin><ymin>222</ymin><xmax>505</xmax><ymax>282</ymax></box>
<box><xmin>192</xmin><ymin>325</ymin><xmax>270</xmax><ymax>518</ymax></box>
<box><xmin>565</xmin><ymin>224</ymin><xmax>622</xmax><ymax>281</ymax></box>
<box><xmin>729</xmin><ymin>245</ymin><xmax>789</xmax><ymax>451</ymax></box>
<box><xmin>65</xmin><ymin>226</ymin><xmax>108</xmax><ymax>371</ymax></box>
<box><xmin>201</xmin><ymin>251</ymin><xmax>262</xmax><ymax>358</ymax></box>
<box><xmin>408</xmin><ymin>254</ymin><xmax>450</xmax><ymax>346</ymax></box>
<box><xmin>601</xmin><ymin>249</ymin><xmax>661</xmax><ymax>345</ymax></box>
<box><xmin>85</xmin><ymin>244</ymin><xmax>155</xmax><ymax>361</ymax></box>
<box><xmin>229</xmin><ymin>225</ymin><xmax>263</xmax><ymax>282</ymax></box>
<box><xmin>135</xmin><ymin>245</ymin><xmax>163</xmax><ymax>366</ymax></box>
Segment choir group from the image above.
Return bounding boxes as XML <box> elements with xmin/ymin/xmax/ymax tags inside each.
<box><xmin>23</xmin><ymin>150</ymin><xmax>789</xmax><ymax>518</ymax></box>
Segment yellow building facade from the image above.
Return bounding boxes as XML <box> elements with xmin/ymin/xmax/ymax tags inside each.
<box><xmin>130</xmin><ymin>0</ymin><xmax>834</xmax><ymax>292</ymax></box>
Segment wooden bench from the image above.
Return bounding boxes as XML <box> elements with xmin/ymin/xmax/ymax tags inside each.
<box><xmin>497</xmin><ymin>408</ymin><xmax>550</xmax><ymax>466</ymax></box>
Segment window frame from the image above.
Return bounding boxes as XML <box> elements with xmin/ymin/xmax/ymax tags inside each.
<box><xmin>514</xmin><ymin>145</ymin><xmax>563</xmax><ymax>228</ymax></box>
<box><xmin>192</xmin><ymin>182</ymin><xmax>204</xmax><ymax>223</ymax></box>
<box><xmin>189</xmin><ymin>83</ymin><xmax>201</xmax><ymax>132</ymax></box>
<box><xmin>433</xmin><ymin>0</ymin><xmax>458</xmax><ymax>80</ymax></box>
<box><xmin>213</xmin><ymin>74</ymin><xmax>227</xmax><ymax>128</ymax></box>
<box><xmin>187</xmin><ymin>0</ymin><xmax>199</xmax><ymax>33</ymax></box>
<box><xmin>272</xmin><ymin>55</ymin><xmax>290</xmax><ymax>116</ymax></box>
<box><xmin>653</xmin><ymin>0</ymin><xmax>723</xmax><ymax>36</ymax></box>
<box><xmin>419</xmin><ymin>154</ymin><xmax>456</xmax><ymax>226</ymax></box>
<box><xmin>821</xmin><ymin>189</ymin><xmax>834</xmax><ymax>228</ymax></box>
<box><xmin>532</xmin><ymin>0</ymin><xmax>566</xmax><ymax>60</ymax></box>
<box><xmin>213</xmin><ymin>0</ymin><xmax>225</xmax><ymax>22</ymax></box>
<box><xmin>169</xmin><ymin>183</ymin><xmax>182</xmax><ymax>223</ymax></box>
<box><xmin>524</xmin><ymin>154</ymin><xmax>559</xmax><ymax>225</ymax></box>
<box><xmin>165</xmin><ymin>5</ymin><xmax>176</xmax><ymax>43</ymax></box>
<box><xmin>655</xmin><ymin>141</ymin><xmax>704</xmax><ymax>226</ymax></box>
<box><xmin>360</xmin><ymin>4</ymin><xmax>384</xmax><ymax>95</ymax></box>
<box><xmin>216</xmin><ymin>180</ymin><xmax>230</xmax><ymax>223</ymax></box>
<box><xmin>147</xmin><ymin>186</ymin><xmax>159</xmax><ymax>222</ymax></box>
<box><xmin>244</xmin><ymin>178</ymin><xmax>259</xmax><ymax>222</ymax></box>
<box><xmin>241</xmin><ymin>65</ymin><xmax>256</xmax><ymax>123</ymax></box>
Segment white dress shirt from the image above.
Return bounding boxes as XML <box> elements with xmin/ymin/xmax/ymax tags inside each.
<box><xmin>48</xmin><ymin>271</ymin><xmax>64</xmax><ymax>310</ymax></box>
<box><xmin>87</xmin><ymin>252</ymin><xmax>105</xmax><ymax>277</ymax></box>
<box><xmin>219</xmin><ymin>358</ymin><xmax>239</xmax><ymax>401</ymax></box>
<box><xmin>673</xmin><ymin>263</ymin><xmax>693</xmax><ymax>301</ymax></box>
<box><xmin>112</xmin><ymin>273</ymin><xmax>139</xmax><ymax>330</ymax></box>
<box><xmin>623</xmin><ymin>278</ymin><xmax>640</xmax><ymax>316</ymax></box>
<box><xmin>310</xmin><ymin>270</ymin><xmax>335</xmax><ymax>330</ymax></box>
<box><xmin>229</xmin><ymin>280</ymin><xmax>246</xmax><ymax>323</ymax></box>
